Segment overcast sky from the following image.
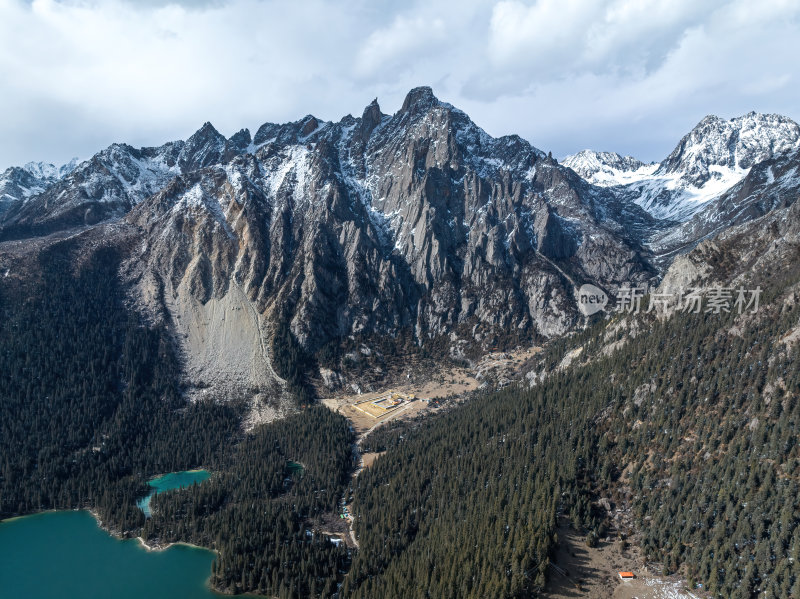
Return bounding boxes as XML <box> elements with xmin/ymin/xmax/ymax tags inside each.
<box><xmin>1</xmin><ymin>0</ymin><xmax>799</xmax><ymax>170</ymax></box>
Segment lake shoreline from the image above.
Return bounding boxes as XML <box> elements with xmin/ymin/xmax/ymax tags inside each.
<box><xmin>0</xmin><ymin>470</ymin><xmax>241</xmax><ymax>597</ymax></box>
<box><xmin>2</xmin><ymin>508</ymin><xmax>215</xmax><ymax>552</ymax></box>
<box><xmin>3</xmin><ymin>504</ymin><xmax>213</xmax><ymax>558</ymax></box>
<box><xmin>87</xmin><ymin>501</ymin><xmax>218</xmax><ymax>556</ymax></box>
<box><xmin>1</xmin><ymin>507</ymin><xmax>189</xmax><ymax>552</ymax></box>
<box><xmin>0</xmin><ymin>507</ymin><xmax>230</xmax><ymax>599</ymax></box>
<box><xmin>138</xmin><ymin>469</ymin><xmax>212</xmax><ymax>518</ymax></box>
<box><xmin>134</xmin><ymin>533</ymin><xmax>219</xmax><ymax>556</ymax></box>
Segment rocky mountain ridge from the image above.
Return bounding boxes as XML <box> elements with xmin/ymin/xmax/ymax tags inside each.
<box><xmin>562</xmin><ymin>150</ymin><xmax>652</xmax><ymax>184</ymax></box>
<box><xmin>0</xmin><ymin>158</ymin><xmax>80</xmax><ymax>212</ymax></box>
<box><xmin>2</xmin><ymin>89</ymin><xmax>798</xmax><ymax>405</ymax></box>
<box><xmin>564</xmin><ymin>112</ymin><xmax>800</xmax><ymax>223</ymax></box>
<box><xmin>118</xmin><ymin>88</ymin><xmax>659</xmax><ymax>400</ymax></box>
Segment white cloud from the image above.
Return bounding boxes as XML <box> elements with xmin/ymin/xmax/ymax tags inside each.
<box><xmin>488</xmin><ymin>0</ymin><xmax>602</xmax><ymax>69</ymax></box>
<box><xmin>356</xmin><ymin>15</ymin><xmax>448</xmax><ymax>77</ymax></box>
<box><xmin>0</xmin><ymin>0</ymin><xmax>798</xmax><ymax>168</ymax></box>
<box><xmin>487</xmin><ymin>0</ymin><xmax>727</xmax><ymax>77</ymax></box>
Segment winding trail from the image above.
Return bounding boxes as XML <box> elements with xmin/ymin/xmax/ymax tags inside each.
<box><xmin>341</xmin><ymin>404</ymin><xmax>412</xmax><ymax>550</ymax></box>
<box><xmin>343</xmin><ymin>443</ymin><xmax>362</xmax><ymax>549</ymax></box>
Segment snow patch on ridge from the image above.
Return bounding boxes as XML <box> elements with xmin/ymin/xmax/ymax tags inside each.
<box><xmin>565</xmin><ymin>113</ymin><xmax>800</xmax><ymax>222</ymax></box>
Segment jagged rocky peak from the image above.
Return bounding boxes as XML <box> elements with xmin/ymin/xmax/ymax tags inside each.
<box><xmin>122</xmin><ymin>86</ymin><xmax>657</xmax><ymax>366</ymax></box>
<box><xmin>7</xmin><ymin>86</ymin><xmax>800</xmax><ymax>406</ymax></box>
<box><xmin>2</xmin><ymin>85</ymin><xmax>669</xmax><ymax>399</ymax></box>
<box><xmin>0</xmin><ymin>157</ymin><xmax>82</xmax><ymax>205</ymax></box>
<box><xmin>21</xmin><ymin>161</ymin><xmax>59</xmax><ymax>180</ymax></box>
<box><xmin>183</xmin><ymin>122</ymin><xmax>225</xmax><ymax>151</ymax></box>
<box><xmin>299</xmin><ymin>115</ymin><xmax>320</xmax><ymax>137</ymax></box>
<box><xmin>657</xmin><ymin>112</ymin><xmax>800</xmax><ymax>186</ymax></box>
<box><xmin>562</xmin><ymin>150</ymin><xmax>650</xmax><ymax>183</ymax></box>
<box><xmin>658</xmin><ymin>162</ymin><xmax>800</xmax><ymax>296</ymax></box>
<box><xmin>193</xmin><ymin>121</ymin><xmax>223</xmax><ymax>138</ymax></box>
<box><xmin>650</xmin><ymin>146</ymin><xmax>800</xmax><ymax>262</ymax></box>
<box><xmin>359</xmin><ymin>98</ymin><xmax>384</xmax><ymax>141</ymax></box>
<box><xmin>228</xmin><ymin>128</ymin><xmax>252</xmax><ymax>151</ymax></box>
<box><xmin>401</xmin><ymin>86</ymin><xmax>440</xmax><ymax>113</ymax></box>
<box><xmin>23</xmin><ymin>158</ymin><xmax>81</xmax><ymax>180</ymax></box>
<box><xmin>252</xmin><ymin>114</ymin><xmax>329</xmax><ymax>146</ymax></box>
<box><xmin>563</xmin><ymin>111</ymin><xmax>800</xmax><ymax>224</ymax></box>
<box><xmin>369</xmin><ymin>85</ymin><xmax>545</xmax><ymax>185</ymax></box>
<box><xmin>179</xmin><ymin>121</ymin><xmax>227</xmax><ymax>171</ymax></box>
<box><xmin>0</xmin><ymin>139</ymin><xmax>190</xmax><ymax>238</ymax></box>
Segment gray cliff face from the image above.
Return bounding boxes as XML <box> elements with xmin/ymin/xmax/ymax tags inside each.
<box><xmin>358</xmin><ymin>89</ymin><xmax>657</xmax><ymax>342</ymax></box>
<box><xmin>122</xmin><ymin>88</ymin><xmax>657</xmax><ymax>365</ymax></box>
<box><xmin>12</xmin><ymin>88</ymin><xmax>800</xmax><ymax>400</ymax></box>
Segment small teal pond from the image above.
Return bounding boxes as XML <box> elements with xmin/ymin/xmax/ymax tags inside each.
<box><xmin>286</xmin><ymin>460</ymin><xmax>304</xmax><ymax>475</ymax></box>
<box><xmin>137</xmin><ymin>469</ymin><xmax>210</xmax><ymax>517</ymax></box>
<box><xmin>0</xmin><ymin>510</ymin><xmax>224</xmax><ymax>599</ymax></box>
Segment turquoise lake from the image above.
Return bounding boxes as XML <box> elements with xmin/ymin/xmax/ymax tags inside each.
<box><xmin>0</xmin><ymin>510</ymin><xmax>224</xmax><ymax>599</ymax></box>
<box><xmin>137</xmin><ymin>469</ymin><xmax>210</xmax><ymax>517</ymax></box>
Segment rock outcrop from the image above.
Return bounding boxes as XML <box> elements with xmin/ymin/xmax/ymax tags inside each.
<box><xmin>7</xmin><ymin>89</ymin><xmax>800</xmax><ymax>404</ymax></box>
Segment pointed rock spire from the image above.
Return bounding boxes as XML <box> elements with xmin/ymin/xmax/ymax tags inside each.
<box><xmin>191</xmin><ymin>121</ymin><xmax>223</xmax><ymax>141</ymax></box>
<box><xmin>359</xmin><ymin>98</ymin><xmax>383</xmax><ymax>142</ymax></box>
<box><xmin>180</xmin><ymin>122</ymin><xmax>226</xmax><ymax>171</ymax></box>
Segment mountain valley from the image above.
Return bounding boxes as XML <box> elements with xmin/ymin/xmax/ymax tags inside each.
<box><xmin>2</xmin><ymin>88</ymin><xmax>800</xmax><ymax>598</ymax></box>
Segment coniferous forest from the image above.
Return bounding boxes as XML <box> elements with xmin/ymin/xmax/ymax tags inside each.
<box><xmin>0</xmin><ymin>239</ymin><xmax>353</xmax><ymax>596</ymax></box>
<box><xmin>341</xmin><ymin>300</ymin><xmax>800</xmax><ymax>598</ymax></box>
<box><xmin>2</xmin><ymin>235</ymin><xmax>800</xmax><ymax>599</ymax></box>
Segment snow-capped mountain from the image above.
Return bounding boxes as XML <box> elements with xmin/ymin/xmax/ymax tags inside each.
<box><xmin>0</xmin><ymin>122</ymin><xmax>255</xmax><ymax>238</ymax></box>
<box><xmin>562</xmin><ymin>150</ymin><xmax>654</xmax><ymax>185</ymax></box>
<box><xmin>123</xmin><ymin>87</ymin><xmax>656</xmax><ymax>352</ymax></box>
<box><xmin>0</xmin><ymin>158</ymin><xmax>80</xmax><ymax>208</ymax></box>
<box><xmin>1</xmin><ymin>87</ymin><xmax>662</xmax><ymax>400</ymax></box>
<box><xmin>565</xmin><ymin>112</ymin><xmax>800</xmax><ymax>222</ymax></box>
<box><xmin>23</xmin><ymin>158</ymin><xmax>81</xmax><ymax>181</ymax></box>
<box><xmin>3</xmin><ymin>88</ymin><xmax>800</xmax><ymax>400</ymax></box>
<box><xmin>651</xmin><ymin>146</ymin><xmax>800</xmax><ymax>262</ymax></box>
<box><xmin>658</xmin><ymin>112</ymin><xmax>800</xmax><ymax>184</ymax></box>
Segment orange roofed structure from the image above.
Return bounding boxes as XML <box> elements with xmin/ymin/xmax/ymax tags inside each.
<box><xmin>618</xmin><ymin>572</ymin><xmax>635</xmax><ymax>580</ymax></box>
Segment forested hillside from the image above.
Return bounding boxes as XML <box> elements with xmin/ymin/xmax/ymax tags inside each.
<box><xmin>0</xmin><ymin>240</ymin><xmax>240</xmax><ymax>525</ymax></box>
<box><xmin>341</xmin><ymin>275</ymin><xmax>800</xmax><ymax>598</ymax></box>
<box><xmin>143</xmin><ymin>407</ymin><xmax>353</xmax><ymax>597</ymax></box>
<box><xmin>2</xmin><ymin>220</ymin><xmax>800</xmax><ymax>599</ymax></box>
<box><xmin>0</xmin><ymin>238</ymin><xmax>353</xmax><ymax>596</ymax></box>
